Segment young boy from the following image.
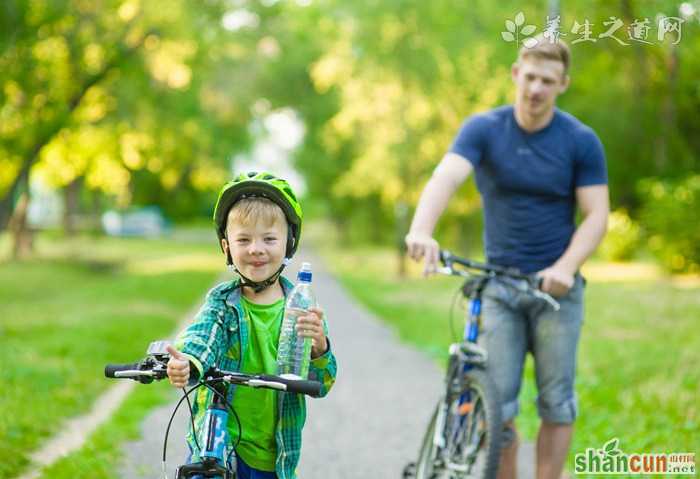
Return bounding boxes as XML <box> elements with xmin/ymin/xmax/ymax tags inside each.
<box><xmin>166</xmin><ymin>171</ymin><xmax>337</xmax><ymax>479</ymax></box>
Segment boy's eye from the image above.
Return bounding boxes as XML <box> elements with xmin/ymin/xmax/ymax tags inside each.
<box><xmin>265</xmin><ymin>237</ymin><xmax>277</xmax><ymax>242</ymax></box>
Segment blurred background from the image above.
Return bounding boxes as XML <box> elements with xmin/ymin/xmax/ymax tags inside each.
<box><xmin>0</xmin><ymin>0</ymin><xmax>698</xmax><ymax>478</ymax></box>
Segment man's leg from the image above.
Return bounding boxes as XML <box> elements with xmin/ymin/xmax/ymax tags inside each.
<box><xmin>537</xmin><ymin>421</ymin><xmax>573</xmax><ymax>479</ymax></box>
<box><xmin>529</xmin><ymin>274</ymin><xmax>585</xmax><ymax>479</ymax></box>
<box><xmin>480</xmin><ymin>279</ymin><xmax>528</xmax><ymax>479</ymax></box>
<box><xmin>497</xmin><ymin>421</ymin><xmax>519</xmax><ymax>479</ymax></box>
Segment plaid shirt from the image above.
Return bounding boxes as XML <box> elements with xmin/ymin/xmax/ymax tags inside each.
<box><xmin>174</xmin><ymin>276</ymin><xmax>337</xmax><ymax>479</ymax></box>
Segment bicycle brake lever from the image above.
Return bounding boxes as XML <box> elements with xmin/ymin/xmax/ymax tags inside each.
<box><xmin>435</xmin><ymin>266</ymin><xmax>453</xmax><ymax>275</ymax></box>
<box><xmin>533</xmin><ymin>289</ymin><xmax>560</xmax><ymax>311</ymax></box>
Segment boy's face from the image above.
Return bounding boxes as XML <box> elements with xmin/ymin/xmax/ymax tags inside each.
<box><xmin>222</xmin><ymin>215</ymin><xmax>287</xmax><ymax>282</ymax></box>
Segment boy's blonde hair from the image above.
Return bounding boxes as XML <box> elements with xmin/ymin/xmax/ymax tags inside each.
<box><xmin>518</xmin><ymin>35</ymin><xmax>571</xmax><ymax>76</ymax></box>
<box><xmin>226</xmin><ymin>197</ymin><xmax>287</xmax><ymax>232</ymax></box>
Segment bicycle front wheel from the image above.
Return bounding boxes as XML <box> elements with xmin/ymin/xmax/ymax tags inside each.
<box><xmin>441</xmin><ymin>368</ymin><xmax>502</xmax><ymax>479</ymax></box>
<box><xmin>415</xmin><ymin>403</ymin><xmax>441</xmax><ymax>479</ymax></box>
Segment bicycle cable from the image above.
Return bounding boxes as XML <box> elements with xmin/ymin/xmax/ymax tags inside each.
<box><xmin>184</xmin><ymin>387</ymin><xmax>200</xmax><ymax>451</ymax></box>
<box><xmin>203</xmin><ymin>381</ymin><xmax>243</xmax><ymax>473</ymax></box>
<box><xmin>448</xmin><ymin>285</ymin><xmax>464</xmax><ymax>343</ymax></box>
<box><xmin>161</xmin><ymin>383</ymin><xmax>205</xmax><ymax>479</ymax></box>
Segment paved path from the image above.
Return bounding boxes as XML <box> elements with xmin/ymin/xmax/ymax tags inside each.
<box><xmin>120</xmin><ymin>249</ymin><xmax>537</xmax><ymax>478</ymax></box>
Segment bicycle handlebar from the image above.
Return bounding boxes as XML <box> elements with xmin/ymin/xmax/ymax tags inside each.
<box><xmin>438</xmin><ymin>250</ymin><xmax>560</xmax><ymax>311</ymax></box>
<box><xmin>104</xmin><ymin>362</ymin><xmax>142</xmax><ymax>378</ymax></box>
<box><xmin>207</xmin><ymin>369</ymin><xmax>322</xmax><ymax>397</ymax></box>
<box><xmin>105</xmin><ymin>346</ymin><xmax>323</xmax><ymax>397</ymax></box>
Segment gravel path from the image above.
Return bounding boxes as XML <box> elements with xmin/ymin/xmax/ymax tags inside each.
<box><xmin>119</xmin><ymin>249</ymin><xmax>536</xmax><ymax>478</ymax></box>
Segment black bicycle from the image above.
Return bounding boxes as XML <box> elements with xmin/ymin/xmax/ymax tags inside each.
<box><xmin>404</xmin><ymin>250</ymin><xmax>559</xmax><ymax>479</ymax></box>
<box><xmin>105</xmin><ymin>341</ymin><xmax>321</xmax><ymax>478</ymax></box>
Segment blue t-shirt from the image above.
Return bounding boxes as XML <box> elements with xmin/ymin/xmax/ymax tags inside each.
<box><xmin>450</xmin><ymin>105</ymin><xmax>607</xmax><ymax>274</ymax></box>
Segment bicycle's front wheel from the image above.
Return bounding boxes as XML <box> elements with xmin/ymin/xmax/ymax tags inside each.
<box><xmin>415</xmin><ymin>403</ymin><xmax>440</xmax><ymax>479</ymax></box>
<box><xmin>415</xmin><ymin>369</ymin><xmax>502</xmax><ymax>479</ymax></box>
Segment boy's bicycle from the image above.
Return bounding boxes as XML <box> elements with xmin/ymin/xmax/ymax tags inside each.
<box><xmin>404</xmin><ymin>250</ymin><xmax>559</xmax><ymax>479</ymax></box>
<box><xmin>105</xmin><ymin>341</ymin><xmax>321</xmax><ymax>478</ymax></box>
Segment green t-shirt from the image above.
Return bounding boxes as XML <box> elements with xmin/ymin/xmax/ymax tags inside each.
<box><xmin>230</xmin><ymin>296</ymin><xmax>284</xmax><ymax>472</ymax></box>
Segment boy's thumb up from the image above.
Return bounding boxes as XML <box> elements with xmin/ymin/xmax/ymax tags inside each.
<box><xmin>167</xmin><ymin>345</ymin><xmax>187</xmax><ymax>361</ymax></box>
<box><xmin>166</xmin><ymin>345</ymin><xmax>190</xmax><ymax>388</ymax></box>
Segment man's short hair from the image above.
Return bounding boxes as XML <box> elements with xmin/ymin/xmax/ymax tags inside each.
<box><xmin>226</xmin><ymin>197</ymin><xmax>287</xmax><ymax>232</ymax></box>
<box><xmin>518</xmin><ymin>35</ymin><xmax>571</xmax><ymax>75</ymax></box>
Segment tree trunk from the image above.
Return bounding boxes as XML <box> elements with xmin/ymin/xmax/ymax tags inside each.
<box><xmin>9</xmin><ymin>174</ymin><xmax>33</xmax><ymax>260</ymax></box>
<box><xmin>63</xmin><ymin>176</ymin><xmax>83</xmax><ymax>236</ymax></box>
<box><xmin>91</xmin><ymin>188</ymin><xmax>103</xmax><ymax>233</ymax></box>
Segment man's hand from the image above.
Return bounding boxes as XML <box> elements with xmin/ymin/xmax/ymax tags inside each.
<box><xmin>537</xmin><ymin>265</ymin><xmax>575</xmax><ymax>298</ymax></box>
<box><xmin>296</xmin><ymin>307</ymin><xmax>328</xmax><ymax>359</ymax></box>
<box><xmin>405</xmin><ymin>232</ymin><xmax>440</xmax><ymax>276</ymax></box>
<box><xmin>166</xmin><ymin>345</ymin><xmax>190</xmax><ymax>388</ymax></box>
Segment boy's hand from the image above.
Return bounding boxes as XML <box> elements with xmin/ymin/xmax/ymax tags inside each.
<box><xmin>296</xmin><ymin>307</ymin><xmax>328</xmax><ymax>359</ymax></box>
<box><xmin>166</xmin><ymin>345</ymin><xmax>190</xmax><ymax>388</ymax></box>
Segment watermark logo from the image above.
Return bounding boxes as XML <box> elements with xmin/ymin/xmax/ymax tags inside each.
<box><xmin>501</xmin><ymin>12</ymin><xmax>538</xmax><ymax>48</ymax></box>
<box><xmin>501</xmin><ymin>12</ymin><xmax>687</xmax><ymax>47</ymax></box>
<box><xmin>574</xmin><ymin>438</ymin><xmax>696</xmax><ymax>475</ymax></box>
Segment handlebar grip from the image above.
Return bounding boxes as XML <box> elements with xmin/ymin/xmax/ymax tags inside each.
<box><xmin>439</xmin><ymin>250</ymin><xmax>450</xmax><ymax>265</ymax></box>
<box><xmin>261</xmin><ymin>375</ymin><xmax>322</xmax><ymax>397</ymax></box>
<box><xmin>104</xmin><ymin>362</ymin><xmax>141</xmax><ymax>378</ymax></box>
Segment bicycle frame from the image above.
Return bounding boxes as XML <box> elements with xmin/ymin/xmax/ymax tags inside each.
<box><xmin>437</xmin><ymin>276</ymin><xmax>489</xmax><ymax>457</ymax></box>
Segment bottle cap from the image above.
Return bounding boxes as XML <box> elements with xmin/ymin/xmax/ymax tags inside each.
<box><xmin>298</xmin><ymin>262</ymin><xmax>312</xmax><ymax>282</ymax></box>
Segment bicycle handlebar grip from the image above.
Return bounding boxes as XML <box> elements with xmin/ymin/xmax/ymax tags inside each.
<box><xmin>104</xmin><ymin>362</ymin><xmax>141</xmax><ymax>378</ymax></box>
<box><xmin>261</xmin><ymin>375</ymin><xmax>322</xmax><ymax>397</ymax></box>
<box><xmin>439</xmin><ymin>250</ymin><xmax>450</xmax><ymax>265</ymax></box>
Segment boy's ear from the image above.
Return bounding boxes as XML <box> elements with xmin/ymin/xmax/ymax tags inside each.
<box><xmin>221</xmin><ymin>238</ymin><xmax>229</xmax><ymax>254</ymax></box>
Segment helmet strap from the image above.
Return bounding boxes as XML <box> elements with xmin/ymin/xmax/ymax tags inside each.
<box><xmin>232</xmin><ymin>258</ymin><xmax>290</xmax><ymax>293</ymax></box>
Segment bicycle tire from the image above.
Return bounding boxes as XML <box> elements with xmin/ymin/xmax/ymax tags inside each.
<box><xmin>416</xmin><ymin>369</ymin><xmax>502</xmax><ymax>479</ymax></box>
<box><xmin>446</xmin><ymin>368</ymin><xmax>502</xmax><ymax>478</ymax></box>
<box><xmin>415</xmin><ymin>404</ymin><xmax>440</xmax><ymax>479</ymax></box>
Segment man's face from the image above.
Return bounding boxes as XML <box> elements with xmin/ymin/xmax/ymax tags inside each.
<box><xmin>222</xmin><ymin>216</ymin><xmax>287</xmax><ymax>282</ymax></box>
<box><xmin>512</xmin><ymin>57</ymin><xmax>569</xmax><ymax>117</ymax></box>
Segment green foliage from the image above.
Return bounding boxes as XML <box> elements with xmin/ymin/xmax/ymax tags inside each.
<box><xmin>638</xmin><ymin>175</ymin><xmax>700</xmax><ymax>273</ymax></box>
<box><xmin>2</xmin><ymin>0</ymin><xmax>700</xmax><ymax>262</ymax></box>
<box><xmin>0</xmin><ymin>0</ymin><xmax>260</xmax><ymax>222</ymax></box>
<box><xmin>598</xmin><ymin>209</ymin><xmax>641</xmax><ymax>261</ymax></box>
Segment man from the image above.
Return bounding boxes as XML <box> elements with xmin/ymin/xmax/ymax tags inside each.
<box><xmin>405</xmin><ymin>37</ymin><xmax>609</xmax><ymax>479</ymax></box>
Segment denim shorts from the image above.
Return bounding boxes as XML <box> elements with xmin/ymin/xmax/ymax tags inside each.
<box><xmin>478</xmin><ymin>274</ymin><xmax>585</xmax><ymax>426</ymax></box>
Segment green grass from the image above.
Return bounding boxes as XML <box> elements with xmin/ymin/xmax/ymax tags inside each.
<box><xmin>0</xmin><ymin>231</ymin><xmax>223</xmax><ymax>478</ymax></box>
<box><xmin>317</xmin><ymin>244</ymin><xmax>700</xmax><ymax>472</ymax></box>
<box><xmin>38</xmin><ymin>382</ymin><xmax>174</xmax><ymax>479</ymax></box>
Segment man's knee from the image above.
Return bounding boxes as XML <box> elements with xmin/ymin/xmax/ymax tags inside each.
<box><xmin>537</xmin><ymin>394</ymin><xmax>577</xmax><ymax>424</ymax></box>
<box><xmin>501</xmin><ymin>420</ymin><xmax>518</xmax><ymax>449</ymax></box>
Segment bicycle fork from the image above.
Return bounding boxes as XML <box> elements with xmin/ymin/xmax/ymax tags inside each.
<box><xmin>443</xmin><ymin>298</ymin><xmax>487</xmax><ymax>451</ymax></box>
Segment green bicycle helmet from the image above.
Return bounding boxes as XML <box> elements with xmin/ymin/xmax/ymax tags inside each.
<box><xmin>214</xmin><ymin>171</ymin><xmax>303</xmax><ymax>262</ymax></box>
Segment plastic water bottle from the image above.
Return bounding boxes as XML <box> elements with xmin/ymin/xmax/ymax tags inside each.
<box><xmin>277</xmin><ymin>262</ymin><xmax>316</xmax><ymax>380</ymax></box>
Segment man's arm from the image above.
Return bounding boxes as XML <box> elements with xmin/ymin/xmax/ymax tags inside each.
<box><xmin>539</xmin><ymin>184</ymin><xmax>609</xmax><ymax>296</ymax></box>
<box><xmin>405</xmin><ymin>152</ymin><xmax>473</xmax><ymax>273</ymax></box>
